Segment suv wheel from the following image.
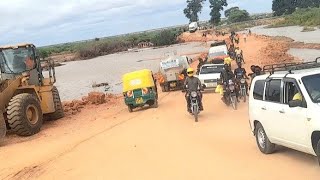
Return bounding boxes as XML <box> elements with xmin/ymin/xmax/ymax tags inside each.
<box><xmin>255</xmin><ymin>123</ymin><xmax>275</xmax><ymax>154</ymax></box>
<box><xmin>317</xmin><ymin>140</ymin><xmax>320</xmax><ymax>166</ymax></box>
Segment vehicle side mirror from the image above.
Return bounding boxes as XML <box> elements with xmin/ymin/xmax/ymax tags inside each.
<box><xmin>288</xmin><ymin>100</ymin><xmax>303</xmax><ymax>108</ymax></box>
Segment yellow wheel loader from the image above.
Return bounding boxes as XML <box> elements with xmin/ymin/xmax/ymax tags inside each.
<box><xmin>0</xmin><ymin>43</ymin><xmax>64</xmax><ymax>142</ymax></box>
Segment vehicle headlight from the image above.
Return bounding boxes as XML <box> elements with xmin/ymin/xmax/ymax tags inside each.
<box><xmin>229</xmin><ymin>85</ymin><xmax>235</xmax><ymax>91</ymax></box>
<box><xmin>191</xmin><ymin>91</ymin><xmax>197</xmax><ymax>98</ymax></box>
<box><xmin>240</xmin><ymin>79</ymin><xmax>246</xmax><ymax>83</ymax></box>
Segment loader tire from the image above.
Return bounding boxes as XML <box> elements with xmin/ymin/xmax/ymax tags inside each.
<box><xmin>0</xmin><ymin>114</ymin><xmax>6</xmax><ymax>141</ymax></box>
<box><xmin>45</xmin><ymin>86</ymin><xmax>64</xmax><ymax>121</ymax></box>
<box><xmin>7</xmin><ymin>93</ymin><xmax>43</xmax><ymax>136</ymax></box>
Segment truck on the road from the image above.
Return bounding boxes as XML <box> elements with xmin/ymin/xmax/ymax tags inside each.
<box><xmin>189</xmin><ymin>22</ymin><xmax>198</xmax><ymax>33</ymax></box>
<box><xmin>208</xmin><ymin>41</ymin><xmax>229</xmax><ymax>61</ymax></box>
<box><xmin>158</xmin><ymin>55</ymin><xmax>190</xmax><ymax>92</ymax></box>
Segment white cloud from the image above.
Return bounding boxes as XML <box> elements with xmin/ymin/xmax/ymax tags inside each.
<box><xmin>0</xmin><ymin>0</ymin><xmax>271</xmax><ymax>46</ymax></box>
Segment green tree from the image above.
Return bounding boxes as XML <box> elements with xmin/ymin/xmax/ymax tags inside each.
<box><xmin>184</xmin><ymin>0</ymin><xmax>206</xmax><ymax>22</ymax></box>
<box><xmin>272</xmin><ymin>0</ymin><xmax>320</xmax><ymax>16</ymax></box>
<box><xmin>272</xmin><ymin>0</ymin><xmax>296</xmax><ymax>16</ymax></box>
<box><xmin>209</xmin><ymin>0</ymin><xmax>228</xmax><ymax>25</ymax></box>
<box><xmin>37</xmin><ymin>49</ymin><xmax>50</xmax><ymax>60</ymax></box>
<box><xmin>224</xmin><ymin>6</ymin><xmax>239</xmax><ymax>17</ymax></box>
<box><xmin>228</xmin><ymin>9</ymin><xmax>250</xmax><ymax>23</ymax></box>
<box><xmin>151</xmin><ymin>30</ymin><xmax>177</xmax><ymax>46</ymax></box>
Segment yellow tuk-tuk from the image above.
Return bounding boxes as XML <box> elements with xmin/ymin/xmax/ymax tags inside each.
<box><xmin>122</xmin><ymin>69</ymin><xmax>158</xmax><ymax>112</ymax></box>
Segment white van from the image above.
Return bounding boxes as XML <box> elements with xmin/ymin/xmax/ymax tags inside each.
<box><xmin>189</xmin><ymin>22</ymin><xmax>198</xmax><ymax>33</ymax></box>
<box><xmin>249</xmin><ymin>58</ymin><xmax>320</xmax><ymax>164</ymax></box>
<box><xmin>198</xmin><ymin>63</ymin><xmax>224</xmax><ymax>89</ymax></box>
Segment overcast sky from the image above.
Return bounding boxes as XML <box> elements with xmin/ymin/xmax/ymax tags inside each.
<box><xmin>0</xmin><ymin>0</ymin><xmax>272</xmax><ymax>47</ymax></box>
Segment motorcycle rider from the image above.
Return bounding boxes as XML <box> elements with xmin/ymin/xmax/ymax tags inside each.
<box><xmin>235</xmin><ymin>47</ymin><xmax>244</xmax><ymax>64</ymax></box>
<box><xmin>197</xmin><ymin>58</ymin><xmax>204</xmax><ymax>75</ymax></box>
<box><xmin>184</xmin><ymin>68</ymin><xmax>204</xmax><ymax>113</ymax></box>
<box><xmin>234</xmin><ymin>62</ymin><xmax>249</xmax><ymax>95</ymax></box>
<box><xmin>220</xmin><ymin>64</ymin><xmax>238</xmax><ymax>104</ymax></box>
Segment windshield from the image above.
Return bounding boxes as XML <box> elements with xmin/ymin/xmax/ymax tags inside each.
<box><xmin>200</xmin><ymin>65</ymin><xmax>224</xmax><ymax>74</ymax></box>
<box><xmin>0</xmin><ymin>47</ymin><xmax>35</xmax><ymax>74</ymax></box>
<box><xmin>208</xmin><ymin>51</ymin><xmax>227</xmax><ymax>58</ymax></box>
<box><xmin>302</xmin><ymin>74</ymin><xmax>320</xmax><ymax>103</ymax></box>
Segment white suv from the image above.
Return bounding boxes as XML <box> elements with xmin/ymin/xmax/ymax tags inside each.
<box><xmin>198</xmin><ymin>64</ymin><xmax>224</xmax><ymax>89</ymax></box>
<box><xmin>249</xmin><ymin>59</ymin><xmax>320</xmax><ymax>164</ymax></box>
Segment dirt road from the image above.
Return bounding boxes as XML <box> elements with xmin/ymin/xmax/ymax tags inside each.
<box><xmin>1</xmin><ymin>34</ymin><xmax>320</xmax><ymax>179</ymax></box>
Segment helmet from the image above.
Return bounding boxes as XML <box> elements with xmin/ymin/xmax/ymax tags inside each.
<box><xmin>187</xmin><ymin>68</ymin><xmax>194</xmax><ymax>77</ymax></box>
<box><xmin>250</xmin><ymin>65</ymin><xmax>256</xmax><ymax>72</ymax></box>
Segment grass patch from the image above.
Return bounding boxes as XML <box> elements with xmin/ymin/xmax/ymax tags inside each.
<box><xmin>301</xmin><ymin>26</ymin><xmax>316</xmax><ymax>32</ymax></box>
<box><xmin>268</xmin><ymin>8</ymin><xmax>320</xmax><ymax>28</ymax></box>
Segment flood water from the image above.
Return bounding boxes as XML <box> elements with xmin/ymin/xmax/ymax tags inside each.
<box><xmin>55</xmin><ymin>25</ymin><xmax>320</xmax><ymax>101</ymax></box>
<box><xmin>54</xmin><ymin>42</ymin><xmax>207</xmax><ymax>101</ymax></box>
<box><xmin>251</xmin><ymin>25</ymin><xmax>320</xmax><ymax>43</ymax></box>
<box><xmin>288</xmin><ymin>48</ymin><xmax>320</xmax><ymax>62</ymax></box>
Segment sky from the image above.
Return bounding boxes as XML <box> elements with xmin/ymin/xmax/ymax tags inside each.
<box><xmin>0</xmin><ymin>0</ymin><xmax>272</xmax><ymax>47</ymax></box>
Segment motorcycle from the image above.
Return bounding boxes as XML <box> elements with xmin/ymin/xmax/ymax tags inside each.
<box><xmin>184</xmin><ymin>85</ymin><xmax>204</xmax><ymax>122</ymax></box>
<box><xmin>189</xmin><ymin>91</ymin><xmax>201</xmax><ymax>122</ymax></box>
<box><xmin>236</xmin><ymin>54</ymin><xmax>244</xmax><ymax>65</ymax></box>
<box><xmin>224</xmin><ymin>80</ymin><xmax>237</xmax><ymax>110</ymax></box>
<box><xmin>239</xmin><ymin>78</ymin><xmax>247</xmax><ymax>102</ymax></box>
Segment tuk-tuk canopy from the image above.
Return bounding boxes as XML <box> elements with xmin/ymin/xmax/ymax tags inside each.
<box><xmin>122</xmin><ymin>69</ymin><xmax>155</xmax><ymax>92</ymax></box>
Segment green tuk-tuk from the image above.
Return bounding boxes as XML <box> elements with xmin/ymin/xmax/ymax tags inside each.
<box><xmin>122</xmin><ymin>69</ymin><xmax>158</xmax><ymax>112</ymax></box>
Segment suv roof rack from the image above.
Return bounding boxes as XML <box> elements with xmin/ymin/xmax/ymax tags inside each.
<box><xmin>210</xmin><ymin>40</ymin><xmax>226</xmax><ymax>47</ymax></box>
<box><xmin>263</xmin><ymin>57</ymin><xmax>320</xmax><ymax>74</ymax></box>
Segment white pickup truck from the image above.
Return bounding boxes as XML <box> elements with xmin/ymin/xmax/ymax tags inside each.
<box><xmin>198</xmin><ymin>63</ymin><xmax>224</xmax><ymax>89</ymax></box>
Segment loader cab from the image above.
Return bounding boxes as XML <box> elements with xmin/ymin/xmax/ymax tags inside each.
<box><xmin>0</xmin><ymin>44</ymin><xmax>44</xmax><ymax>85</ymax></box>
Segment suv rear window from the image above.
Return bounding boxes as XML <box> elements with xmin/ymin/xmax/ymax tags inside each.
<box><xmin>200</xmin><ymin>65</ymin><xmax>224</xmax><ymax>74</ymax></box>
<box><xmin>253</xmin><ymin>80</ymin><xmax>265</xmax><ymax>100</ymax></box>
<box><xmin>266</xmin><ymin>79</ymin><xmax>281</xmax><ymax>103</ymax></box>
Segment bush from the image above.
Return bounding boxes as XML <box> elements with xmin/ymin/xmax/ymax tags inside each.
<box><xmin>228</xmin><ymin>9</ymin><xmax>251</xmax><ymax>23</ymax></box>
<box><xmin>269</xmin><ymin>8</ymin><xmax>320</xmax><ymax>27</ymax></box>
<box><xmin>151</xmin><ymin>30</ymin><xmax>178</xmax><ymax>46</ymax></box>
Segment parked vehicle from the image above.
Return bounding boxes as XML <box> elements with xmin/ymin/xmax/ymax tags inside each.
<box><xmin>122</xmin><ymin>69</ymin><xmax>158</xmax><ymax>112</ymax></box>
<box><xmin>249</xmin><ymin>58</ymin><xmax>320</xmax><ymax>165</ymax></box>
<box><xmin>158</xmin><ymin>55</ymin><xmax>190</xmax><ymax>92</ymax></box>
<box><xmin>189</xmin><ymin>22</ymin><xmax>198</xmax><ymax>33</ymax></box>
<box><xmin>0</xmin><ymin>43</ymin><xmax>64</xmax><ymax>142</ymax></box>
<box><xmin>198</xmin><ymin>64</ymin><xmax>224</xmax><ymax>90</ymax></box>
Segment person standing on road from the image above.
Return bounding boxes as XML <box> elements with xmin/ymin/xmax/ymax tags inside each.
<box><xmin>243</xmin><ymin>33</ymin><xmax>247</xmax><ymax>43</ymax></box>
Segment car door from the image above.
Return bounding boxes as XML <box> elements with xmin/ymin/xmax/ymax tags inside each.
<box><xmin>261</xmin><ymin>79</ymin><xmax>285</xmax><ymax>143</ymax></box>
<box><xmin>277</xmin><ymin>78</ymin><xmax>309</xmax><ymax>152</ymax></box>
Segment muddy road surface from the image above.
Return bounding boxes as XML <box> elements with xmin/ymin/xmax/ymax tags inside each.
<box><xmin>1</xmin><ymin>34</ymin><xmax>320</xmax><ymax>179</ymax></box>
<box><xmin>1</xmin><ymin>92</ymin><xmax>320</xmax><ymax>179</ymax></box>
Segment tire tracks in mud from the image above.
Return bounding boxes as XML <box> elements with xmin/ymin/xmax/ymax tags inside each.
<box><xmin>2</xmin><ymin>91</ymin><xmax>173</xmax><ymax>180</ymax></box>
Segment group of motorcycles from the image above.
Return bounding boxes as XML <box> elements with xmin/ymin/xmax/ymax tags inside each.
<box><xmin>183</xmin><ymin>32</ymin><xmax>250</xmax><ymax>122</ymax></box>
<box><xmin>223</xmin><ymin>77</ymin><xmax>248</xmax><ymax>111</ymax></box>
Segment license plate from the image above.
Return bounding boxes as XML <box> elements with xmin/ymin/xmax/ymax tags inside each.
<box><xmin>170</xmin><ymin>83</ymin><xmax>176</xmax><ymax>87</ymax></box>
<box><xmin>135</xmin><ymin>97</ymin><xmax>143</xmax><ymax>104</ymax></box>
<box><xmin>207</xmin><ymin>83</ymin><xmax>217</xmax><ymax>87</ymax></box>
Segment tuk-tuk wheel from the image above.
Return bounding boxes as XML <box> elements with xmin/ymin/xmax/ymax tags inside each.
<box><xmin>164</xmin><ymin>85</ymin><xmax>170</xmax><ymax>92</ymax></box>
<box><xmin>152</xmin><ymin>99</ymin><xmax>158</xmax><ymax>108</ymax></box>
<box><xmin>128</xmin><ymin>105</ymin><xmax>133</xmax><ymax>113</ymax></box>
<box><xmin>161</xmin><ymin>86</ymin><xmax>166</xmax><ymax>92</ymax></box>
